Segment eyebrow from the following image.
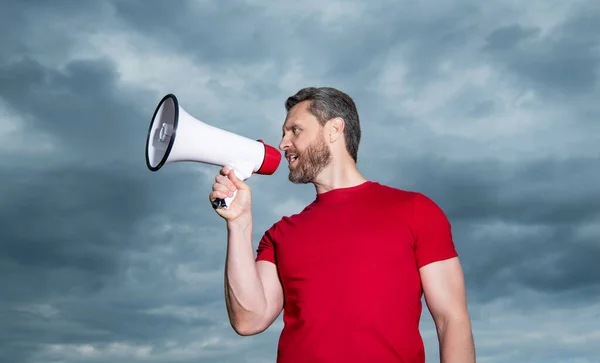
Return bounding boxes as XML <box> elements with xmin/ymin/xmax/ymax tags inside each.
<box><xmin>282</xmin><ymin>123</ymin><xmax>299</xmax><ymax>132</ymax></box>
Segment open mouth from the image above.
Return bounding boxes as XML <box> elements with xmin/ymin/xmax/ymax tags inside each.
<box><xmin>287</xmin><ymin>154</ymin><xmax>298</xmax><ymax>167</ymax></box>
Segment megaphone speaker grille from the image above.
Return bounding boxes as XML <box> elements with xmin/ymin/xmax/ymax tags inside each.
<box><xmin>145</xmin><ymin>94</ymin><xmax>179</xmax><ymax>171</ymax></box>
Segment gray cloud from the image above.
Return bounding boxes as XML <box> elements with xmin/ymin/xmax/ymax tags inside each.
<box><xmin>483</xmin><ymin>24</ymin><xmax>541</xmax><ymax>51</ymax></box>
<box><xmin>0</xmin><ymin>57</ymin><xmax>153</xmax><ymax>164</ymax></box>
<box><xmin>0</xmin><ymin>165</ymin><xmax>148</xmax><ymax>292</ymax></box>
<box><xmin>482</xmin><ymin>6</ymin><xmax>600</xmax><ymax>97</ymax></box>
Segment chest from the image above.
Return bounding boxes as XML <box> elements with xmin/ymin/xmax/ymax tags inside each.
<box><xmin>274</xmin><ymin>208</ymin><xmax>417</xmax><ymax>282</ymax></box>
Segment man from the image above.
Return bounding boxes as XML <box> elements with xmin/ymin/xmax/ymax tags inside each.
<box><xmin>209</xmin><ymin>87</ymin><xmax>475</xmax><ymax>363</ymax></box>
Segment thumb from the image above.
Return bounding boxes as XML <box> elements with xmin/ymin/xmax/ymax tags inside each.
<box><xmin>228</xmin><ymin>169</ymin><xmax>250</xmax><ymax>190</ymax></box>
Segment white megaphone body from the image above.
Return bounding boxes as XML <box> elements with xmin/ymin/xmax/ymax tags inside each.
<box><xmin>145</xmin><ymin>93</ymin><xmax>282</xmax><ymax>209</ymax></box>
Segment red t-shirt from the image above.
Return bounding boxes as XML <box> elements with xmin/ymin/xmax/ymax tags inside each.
<box><xmin>256</xmin><ymin>181</ymin><xmax>458</xmax><ymax>363</ymax></box>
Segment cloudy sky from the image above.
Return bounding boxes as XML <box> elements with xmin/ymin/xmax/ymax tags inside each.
<box><xmin>1</xmin><ymin>0</ymin><xmax>599</xmax><ymax>362</ymax></box>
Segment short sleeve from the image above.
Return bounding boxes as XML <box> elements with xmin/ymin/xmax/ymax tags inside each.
<box><xmin>256</xmin><ymin>224</ymin><xmax>277</xmax><ymax>264</ymax></box>
<box><xmin>412</xmin><ymin>193</ymin><xmax>458</xmax><ymax>269</ymax></box>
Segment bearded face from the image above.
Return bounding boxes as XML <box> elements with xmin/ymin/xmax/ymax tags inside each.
<box><xmin>287</xmin><ymin>133</ymin><xmax>332</xmax><ymax>184</ymax></box>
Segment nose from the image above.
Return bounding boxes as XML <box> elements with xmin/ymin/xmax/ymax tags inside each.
<box><xmin>279</xmin><ymin>136</ymin><xmax>290</xmax><ymax>151</ymax></box>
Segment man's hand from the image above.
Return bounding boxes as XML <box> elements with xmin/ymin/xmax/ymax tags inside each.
<box><xmin>209</xmin><ymin>166</ymin><xmax>252</xmax><ymax>223</ymax></box>
<box><xmin>420</xmin><ymin>257</ymin><xmax>476</xmax><ymax>363</ymax></box>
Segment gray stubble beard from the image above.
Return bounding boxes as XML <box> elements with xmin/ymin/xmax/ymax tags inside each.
<box><xmin>288</xmin><ymin>136</ymin><xmax>332</xmax><ymax>184</ymax></box>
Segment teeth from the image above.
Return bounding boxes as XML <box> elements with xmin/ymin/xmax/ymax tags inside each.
<box><xmin>288</xmin><ymin>155</ymin><xmax>297</xmax><ymax>162</ymax></box>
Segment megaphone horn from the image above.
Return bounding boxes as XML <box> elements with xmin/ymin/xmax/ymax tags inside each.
<box><xmin>145</xmin><ymin>94</ymin><xmax>282</xmax><ymax>209</ymax></box>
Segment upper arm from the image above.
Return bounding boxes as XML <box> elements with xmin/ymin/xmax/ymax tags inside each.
<box><xmin>420</xmin><ymin>257</ymin><xmax>470</xmax><ymax>326</ymax></box>
<box><xmin>254</xmin><ymin>223</ymin><xmax>284</xmax><ymax>332</ymax></box>
<box><xmin>256</xmin><ymin>260</ymin><xmax>284</xmax><ymax>331</ymax></box>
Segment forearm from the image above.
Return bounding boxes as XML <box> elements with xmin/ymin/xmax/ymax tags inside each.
<box><xmin>437</xmin><ymin>317</ymin><xmax>476</xmax><ymax>363</ymax></box>
<box><xmin>224</xmin><ymin>215</ymin><xmax>267</xmax><ymax>334</ymax></box>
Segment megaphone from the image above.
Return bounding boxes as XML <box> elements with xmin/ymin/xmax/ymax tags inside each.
<box><xmin>145</xmin><ymin>93</ymin><xmax>282</xmax><ymax>209</ymax></box>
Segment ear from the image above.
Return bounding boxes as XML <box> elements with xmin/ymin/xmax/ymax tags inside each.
<box><xmin>327</xmin><ymin>117</ymin><xmax>345</xmax><ymax>143</ymax></box>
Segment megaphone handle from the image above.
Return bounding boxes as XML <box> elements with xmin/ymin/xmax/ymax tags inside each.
<box><xmin>212</xmin><ymin>190</ymin><xmax>237</xmax><ymax>210</ymax></box>
<box><xmin>212</xmin><ymin>166</ymin><xmax>247</xmax><ymax>210</ymax></box>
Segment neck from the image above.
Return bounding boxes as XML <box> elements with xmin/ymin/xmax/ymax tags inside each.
<box><xmin>312</xmin><ymin>156</ymin><xmax>367</xmax><ymax>194</ymax></box>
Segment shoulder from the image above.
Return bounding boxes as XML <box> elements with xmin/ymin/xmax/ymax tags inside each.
<box><xmin>373</xmin><ymin>182</ymin><xmax>445</xmax><ymax>207</ymax></box>
<box><xmin>366</xmin><ymin>181</ymin><xmax>420</xmax><ymax>204</ymax></box>
<box><xmin>410</xmin><ymin>192</ymin><xmax>449</xmax><ymax>221</ymax></box>
<box><xmin>368</xmin><ymin>182</ymin><xmax>450</xmax><ymax>225</ymax></box>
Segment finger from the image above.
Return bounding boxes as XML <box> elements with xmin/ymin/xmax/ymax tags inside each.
<box><xmin>215</xmin><ymin>174</ymin><xmax>237</xmax><ymax>191</ymax></box>
<box><xmin>209</xmin><ymin>190</ymin><xmax>231</xmax><ymax>202</ymax></box>
<box><xmin>212</xmin><ymin>182</ymin><xmax>232</xmax><ymax>194</ymax></box>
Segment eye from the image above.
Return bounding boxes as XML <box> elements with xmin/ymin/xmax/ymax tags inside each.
<box><xmin>292</xmin><ymin>126</ymin><xmax>299</xmax><ymax>134</ymax></box>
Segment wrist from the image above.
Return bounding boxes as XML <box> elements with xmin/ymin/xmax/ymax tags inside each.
<box><xmin>227</xmin><ymin>213</ymin><xmax>253</xmax><ymax>232</ymax></box>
